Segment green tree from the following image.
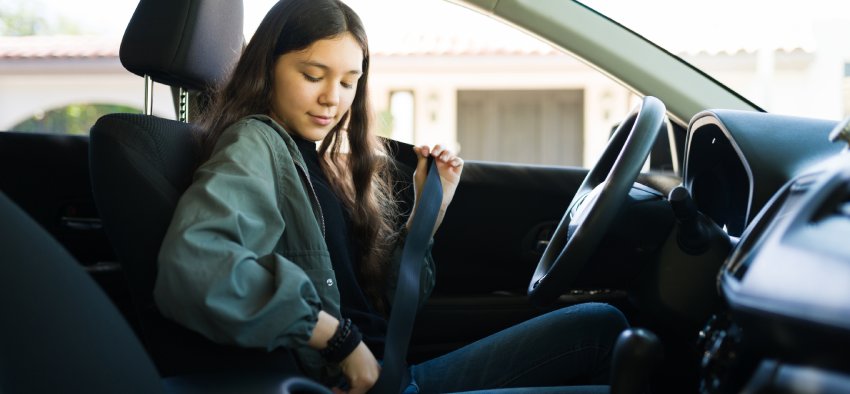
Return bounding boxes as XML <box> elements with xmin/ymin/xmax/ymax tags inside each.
<box><xmin>0</xmin><ymin>0</ymin><xmax>81</xmax><ymax>36</ymax></box>
<box><xmin>0</xmin><ymin>7</ymin><xmax>45</xmax><ymax>35</ymax></box>
<box><xmin>12</xmin><ymin>103</ymin><xmax>141</xmax><ymax>135</ymax></box>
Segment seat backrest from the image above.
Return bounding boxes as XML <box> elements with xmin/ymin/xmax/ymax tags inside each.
<box><xmin>0</xmin><ymin>191</ymin><xmax>164</xmax><ymax>394</ymax></box>
<box><xmin>96</xmin><ymin>0</ymin><xmax>243</xmax><ymax>312</ymax></box>
<box><xmin>91</xmin><ymin>0</ymin><xmax>299</xmax><ymax>377</ymax></box>
<box><xmin>90</xmin><ymin>113</ymin><xmax>198</xmax><ymax>319</ymax></box>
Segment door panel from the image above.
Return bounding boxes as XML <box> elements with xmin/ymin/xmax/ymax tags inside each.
<box><xmin>430</xmin><ymin>161</ymin><xmax>585</xmax><ymax>295</ymax></box>
<box><xmin>409</xmin><ymin>160</ymin><xmax>632</xmax><ymax>361</ymax></box>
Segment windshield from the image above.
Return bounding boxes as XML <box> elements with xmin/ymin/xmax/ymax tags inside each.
<box><xmin>580</xmin><ymin>0</ymin><xmax>850</xmax><ymax>120</ymax></box>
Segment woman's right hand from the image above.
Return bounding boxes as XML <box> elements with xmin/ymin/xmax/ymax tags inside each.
<box><xmin>336</xmin><ymin>341</ymin><xmax>380</xmax><ymax>394</ymax></box>
<box><xmin>309</xmin><ymin>311</ymin><xmax>379</xmax><ymax>393</ymax></box>
<box><xmin>410</xmin><ymin>144</ymin><xmax>464</xmax><ymax>236</ymax></box>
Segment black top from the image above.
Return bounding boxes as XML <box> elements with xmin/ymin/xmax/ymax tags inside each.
<box><xmin>291</xmin><ymin>134</ymin><xmax>388</xmax><ymax>358</ymax></box>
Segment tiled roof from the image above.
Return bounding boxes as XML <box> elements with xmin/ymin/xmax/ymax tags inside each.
<box><xmin>0</xmin><ymin>33</ymin><xmax>567</xmax><ymax>60</ymax></box>
<box><xmin>0</xmin><ymin>33</ymin><xmax>808</xmax><ymax>61</ymax></box>
<box><xmin>0</xmin><ymin>35</ymin><xmax>119</xmax><ymax>60</ymax></box>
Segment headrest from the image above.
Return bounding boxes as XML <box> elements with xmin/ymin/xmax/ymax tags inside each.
<box><xmin>120</xmin><ymin>0</ymin><xmax>244</xmax><ymax>91</ymax></box>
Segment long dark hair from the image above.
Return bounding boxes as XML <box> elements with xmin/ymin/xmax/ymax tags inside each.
<box><xmin>198</xmin><ymin>0</ymin><xmax>399</xmax><ymax>312</ymax></box>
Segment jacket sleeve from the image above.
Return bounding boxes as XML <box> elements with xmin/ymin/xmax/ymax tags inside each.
<box><xmin>154</xmin><ymin>123</ymin><xmax>321</xmax><ymax>351</ymax></box>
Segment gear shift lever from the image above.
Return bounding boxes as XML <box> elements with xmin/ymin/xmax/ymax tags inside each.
<box><xmin>610</xmin><ymin>328</ymin><xmax>663</xmax><ymax>394</ymax></box>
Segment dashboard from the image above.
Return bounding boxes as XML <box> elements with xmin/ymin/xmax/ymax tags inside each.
<box><xmin>723</xmin><ymin>155</ymin><xmax>850</xmax><ymax>332</ymax></box>
<box><xmin>682</xmin><ymin>109</ymin><xmax>850</xmax><ymax>393</ymax></box>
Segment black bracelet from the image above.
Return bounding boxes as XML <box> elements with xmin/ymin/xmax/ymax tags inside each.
<box><xmin>320</xmin><ymin>318</ymin><xmax>362</xmax><ymax>363</ymax></box>
<box><xmin>327</xmin><ymin>319</ymin><xmax>350</xmax><ymax>353</ymax></box>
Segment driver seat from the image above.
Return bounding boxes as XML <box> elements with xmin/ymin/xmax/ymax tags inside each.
<box><xmin>89</xmin><ymin>0</ymin><xmax>298</xmax><ymax>377</ymax></box>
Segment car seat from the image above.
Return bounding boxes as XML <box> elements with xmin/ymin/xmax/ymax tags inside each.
<box><xmin>89</xmin><ymin>0</ymin><xmax>300</xmax><ymax>378</ymax></box>
<box><xmin>0</xmin><ymin>191</ymin><xmax>164</xmax><ymax>393</ymax></box>
<box><xmin>0</xmin><ymin>191</ymin><xmax>331</xmax><ymax>393</ymax></box>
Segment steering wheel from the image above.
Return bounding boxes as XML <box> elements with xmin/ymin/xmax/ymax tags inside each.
<box><xmin>528</xmin><ymin>96</ymin><xmax>666</xmax><ymax>306</ymax></box>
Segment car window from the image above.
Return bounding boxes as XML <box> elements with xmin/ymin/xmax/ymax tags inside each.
<box><xmin>0</xmin><ymin>34</ymin><xmax>176</xmax><ymax>135</ymax></box>
<box><xmin>0</xmin><ymin>1</ymin><xmax>175</xmax><ymax>134</ymax></box>
<box><xmin>580</xmin><ymin>0</ymin><xmax>850</xmax><ymax>121</ymax></box>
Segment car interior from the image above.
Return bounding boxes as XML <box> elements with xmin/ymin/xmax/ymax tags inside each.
<box><xmin>2</xmin><ymin>0</ymin><xmax>850</xmax><ymax>393</ymax></box>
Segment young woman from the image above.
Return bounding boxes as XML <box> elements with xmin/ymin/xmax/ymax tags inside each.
<box><xmin>155</xmin><ymin>1</ymin><xmax>628</xmax><ymax>393</ymax></box>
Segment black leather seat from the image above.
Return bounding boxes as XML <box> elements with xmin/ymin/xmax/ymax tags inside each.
<box><xmin>0</xmin><ymin>191</ymin><xmax>332</xmax><ymax>394</ymax></box>
<box><xmin>89</xmin><ymin>0</ymin><xmax>299</xmax><ymax>378</ymax></box>
<box><xmin>0</xmin><ymin>190</ymin><xmax>165</xmax><ymax>394</ymax></box>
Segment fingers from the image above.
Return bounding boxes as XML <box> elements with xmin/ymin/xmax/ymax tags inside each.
<box><xmin>416</xmin><ymin>145</ymin><xmax>430</xmax><ymax>158</ymax></box>
<box><xmin>448</xmin><ymin>156</ymin><xmax>464</xmax><ymax>167</ymax></box>
<box><xmin>417</xmin><ymin>144</ymin><xmax>463</xmax><ymax>168</ymax></box>
<box><xmin>338</xmin><ymin>342</ymin><xmax>380</xmax><ymax>394</ymax></box>
<box><xmin>430</xmin><ymin>144</ymin><xmax>445</xmax><ymax>160</ymax></box>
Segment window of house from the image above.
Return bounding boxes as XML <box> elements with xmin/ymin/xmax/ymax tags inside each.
<box><xmin>388</xmin><ymin>90</ymin><xmax>415</xmax><ymax>143</ymax></box>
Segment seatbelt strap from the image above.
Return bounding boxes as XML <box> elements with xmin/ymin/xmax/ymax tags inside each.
<box><xmin>371</xmin><ymin>158</ymin><xmax>442</xmax><ymax>394</ymax></box>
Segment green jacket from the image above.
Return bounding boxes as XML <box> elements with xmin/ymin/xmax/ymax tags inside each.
<box><xmin>155</xmin><ymin>115</ymin><xmax>436</xmax><ymax>383</ymax></box>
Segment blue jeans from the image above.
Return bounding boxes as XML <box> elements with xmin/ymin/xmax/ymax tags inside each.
<box><xmin>403</xmin><ymin>302</ymin><xmax>628</xmax><ymax>394</ymax></box>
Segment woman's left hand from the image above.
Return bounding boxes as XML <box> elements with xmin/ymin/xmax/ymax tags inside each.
<box><xmin>409</xmin><ymin>144</ymin><xmax>464</xmax><ymax>236</ymax></box>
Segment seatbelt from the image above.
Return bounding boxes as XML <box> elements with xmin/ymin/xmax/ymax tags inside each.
<box><xmin>371</xmin><ymin>158</ymin><xmax>442</xmax><ymax>394</ymax></box>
